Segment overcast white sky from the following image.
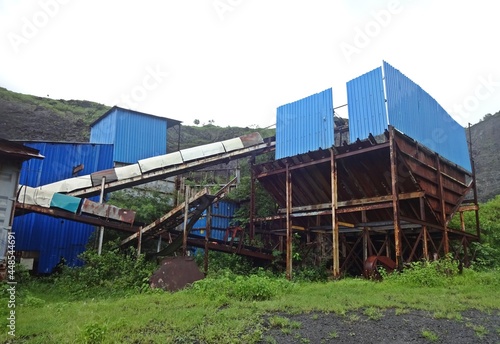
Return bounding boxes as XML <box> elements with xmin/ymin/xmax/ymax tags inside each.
<box><xmin>1</xmin><ymin>0</ymin><xmax>498</xmax><ymax>128</ymax></box>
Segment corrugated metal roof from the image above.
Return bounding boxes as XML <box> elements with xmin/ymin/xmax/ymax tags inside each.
<box><xmin>91</xmin><ymin>105</ymin><xmax>181</xmax><ymax>128</ymax></box>
<box><xmin>90</xmin><ymin>107</ymin><xmax>171</xmax><ymax>164</ymax></box>
<box><xmin>383</xmin><ymin>61</ymin><xmax>471</xmax><ymax>171</ymax></box>
<box><xmin>276</xmin><ymin>88</ymin><xmax>334</xmax><ymax>159</ymax></box>
<box><xmin>0</xmin><ymin>139</ymin><xmax>44</xmax><ymax>160</ymax></box>
<box><xmin>347</xmin><ymin>67</ymin><xmax>387</xmax><ymax>142</ymax></box>
<box><xmin>14</xmin><ymin>142</ymin><xmax>114</xmax><ymax>273</ymax></box>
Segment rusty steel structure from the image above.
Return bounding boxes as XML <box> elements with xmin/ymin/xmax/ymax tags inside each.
<box><xmin>251</xmin><ymin>126</ymin><xmax>479</xmax><ymax>278</ymax></box>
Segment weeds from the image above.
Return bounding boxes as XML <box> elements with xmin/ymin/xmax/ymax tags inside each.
<box><xmin>421</xmin><ymin>329</ymin><xmax>439</xmax><ymax>342</ymax></box>
<box><xmin>363</xmin><ymin>307</ymin><xmax>384</xmax><ymax>321</ymax></box>
<box><xmin>466</xmin><ymin>322</ymin><xmax>489</xmax><ymax>338</ymax></box>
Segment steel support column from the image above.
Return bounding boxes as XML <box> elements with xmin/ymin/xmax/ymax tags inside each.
<box><xmin>436</xmin><ymin>155</ymin><xmax>449</xmax><ymax>255</ymax></box>
<box><xmin>249</xmin><ymin>156</ymin><xmax>256</xmax><ymax>242</ymax></box>
<box><xmin>182</xmin><ymin>185</ymin><xmax>190</xmax><ymax>256</ymax></box>
<box><xmin>204</xmin><ymin>202</ymin><xmax>212</xmax><ymax>274</ymax></box>
<box><xmin>97</xmin><ymin>176</ymin><xmax>106</xmax><ymax>256</ymax></box>
<box><xmin>331</xmin><ymin>148</ymin><xmax>340</xmax><ymax>277</ymax></box>
<box><xmin>468</xmin><ymin>123</ymin><xmax>481</xmax><ymax>239</ymax></box>
<box><xmin>389</xmin><ymin>127</ymin><xmax>402</xmax><ymax>268</ymax></box>
<box><xmin>285</xmin><ymin>162</ymin><xmax>293</xmax><ymax>280</ymax></box>
<box><xmin>420</xmin><ymin>197</ymin><xmax>429</xmax><ymax>260</ymax></box>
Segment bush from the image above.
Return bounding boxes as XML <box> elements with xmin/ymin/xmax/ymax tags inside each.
<box><xmin>190</xmin><ymin>269</ymin><xmax>292</xmax><ymax>302</ymax></box>
<box><xmin>53</xmin><ymin>244</ymin><xmax>156</xmax><ymax>297</ymax></box>
<box><xmin>384</xmin><ymin>255</ymin><xmax>459</xmax><ymax>287</ymax></box>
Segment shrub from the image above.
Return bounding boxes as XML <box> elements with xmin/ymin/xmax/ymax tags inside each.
<box><xmin>190</xmin><ymin>269</ymin><xmax>292</xmax><ymax>302</ymax></box>
<box><xmin>384</xmin><ymin>255</ymin><xmax>459</xmax><ymax>287</ymax></box>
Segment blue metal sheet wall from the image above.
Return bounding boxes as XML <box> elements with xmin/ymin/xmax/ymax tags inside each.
<box><xmin>14</xmin><ymin>143</ymin><xmax>114</xmax><ymax>273</ymax></box>
<box><xmin>89</xmin><ymin>110</ymin><xmax>117</xmax><ymax>145</ymax></box>
<box><xmin>276</xmin><ymin>88</ymin><xmax>334</xmax><ymax>159</ymax></box>
<box><xmin>19</xmin><ymin>142</ymin><xmax>114</xmax><ymax>186</ymax></box>
<box><xmin>90</xmin><ymin>108</ymin><xmax>168</xmax><ymax>164</ymax></box>
<box><xmin>347</xmin><ymin>67</ymin><xmax>387</xmax><ymax>142</ymax></box>
<box><xmin>383</xmin><ymin>61</ymin><xmax>472</xmax><ymax>171</ymax></box>
<box><xmin>191</xmin><ymin>201</ymin><xmax>237</xmax><ymax>241</ymax></box>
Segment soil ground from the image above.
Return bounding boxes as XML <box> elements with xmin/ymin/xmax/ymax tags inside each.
<box><xmin>262</xmin><ymin>309</ymin><xmax>500</xmax><ymax>344</ymax></box>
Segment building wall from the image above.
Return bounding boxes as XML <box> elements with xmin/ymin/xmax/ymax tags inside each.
<box><xmin>0</xmin><ymin>161</ymin><xmax>21</xmax><ymax>260</ymax></box>
<box><xmin>90</xmin><ymin>107</ymin><xmax>168</xmax><ymax>164</ymax></box>
<box><xmin>14</xmin><ymin>143</ymin><xmax>114</xmax><ymax>273</ymax></box>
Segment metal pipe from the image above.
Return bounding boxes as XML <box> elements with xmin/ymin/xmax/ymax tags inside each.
<box><xmin>249</xmin><ymin>156</ymin><xmax>256</xmax><ymax>241</ymax></box>
<box><xmin>182</xmin><ymin>185</ymin><xmax>190</xmax><ymax>256</ymax></box>
<box><xmin>97</xmin><ymin>176</ymin><xmax>106</xmax><ymax>255</ymax></box>
<box><xmin>204</xmin><ymin>195</ymin><xmax>212</xmax><ymax>274</ymax></box>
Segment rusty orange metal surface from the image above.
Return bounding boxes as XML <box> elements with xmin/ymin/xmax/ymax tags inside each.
<box><xmin>81</xmin><ymin>199</ymin><xmax>136</xmax><ymax>224</ymax></box>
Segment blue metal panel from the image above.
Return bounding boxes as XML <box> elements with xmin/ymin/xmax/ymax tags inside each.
<box><xmin>89</xmin><ymin>110</ymin><xmax>117</xmax><ymax>145</ymax></box>
<box><xmin>19</xmin><ymin>143</ymin><xmax>114</xmax><ymax>186</ymax></box>
<box><xmin>114</xmin><ymin>108</ymin><xmax>168</xmax><ymax>163</ymax></box>
<box><xmin>347</xmin><ymin>67</ymin><xmax>387</xmax><ymax>142</ymax></box>
<box><xmin>191</xmin><ymin>201</ymin><xmax>237</xmax><ymax>240</ymax></box>
<box><xmin>276</xmin><ymin>88</ymin><xmax>334</xmax><ymax>159</ymax></box>
<box><xmin>15</xmin><ymin>142</ymin><xmax>113</xmax><ymax>273</ymax></box>
<box><xmin>14</xmin><ymin>213</ymin><xmax>94</xmax><ymax>273</ymax></box>
<box><xmin>383</xmin><ymin>61</ymin><xmax>472</xmax><ymax>171</ymax></box>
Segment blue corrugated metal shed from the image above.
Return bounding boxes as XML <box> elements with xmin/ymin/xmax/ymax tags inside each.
<box><xmin>14</xmin><ymin>142</ymin><xmax>114</xmax><ymax>273</ymax></box>
<box><xmin>90</xmin><ymin>106</ymin><xmax>181</xmax><ymax>164</ymax></box>
<box><xmin>276</xmin><ymin>89</ymin><xmax>334</xmax><ymax>159</ymax></box>
<box><xmin>347</xmin><ymin>61</ymin><xmax>471</xmax><ymax>171</ymax></box>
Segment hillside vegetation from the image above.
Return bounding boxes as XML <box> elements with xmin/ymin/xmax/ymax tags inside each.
<box><xmin>0</xmin><ymin>87</ymin><xmax>109</xmax><ymax>142</ymax></box>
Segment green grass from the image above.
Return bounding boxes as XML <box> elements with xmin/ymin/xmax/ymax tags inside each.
<box><xmin>421</xmin><ymin>329</ymin><xmax>439</xmax><ymax>342</ymax></box>
<box><xmin>1</xmin><ymin>269</ymin><xmax>500</xmax><ymax>343</ymax></box>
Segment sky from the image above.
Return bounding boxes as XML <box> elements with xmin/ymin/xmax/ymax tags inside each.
<box><xmin>1</xmin><ymin>0</ymin><xmax>498</xmax><ymax>128</ymax></box>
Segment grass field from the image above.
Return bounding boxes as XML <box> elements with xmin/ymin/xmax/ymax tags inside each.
<box><xmin>1</xmin><ymin>266</ymin><xmax>499</xmax><ymax>344</ymax></box>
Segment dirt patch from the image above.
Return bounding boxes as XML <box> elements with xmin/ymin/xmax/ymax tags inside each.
<box><xmin>262</xmin><ymin>309</ymin><xmax>500</xmax><ymax>343</ymax></box>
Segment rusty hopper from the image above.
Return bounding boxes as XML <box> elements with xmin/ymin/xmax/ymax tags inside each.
<box><xmin>149</xmin><ymin>257</ymin><xmax>204</xmax><ymax>292</ymax></box>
